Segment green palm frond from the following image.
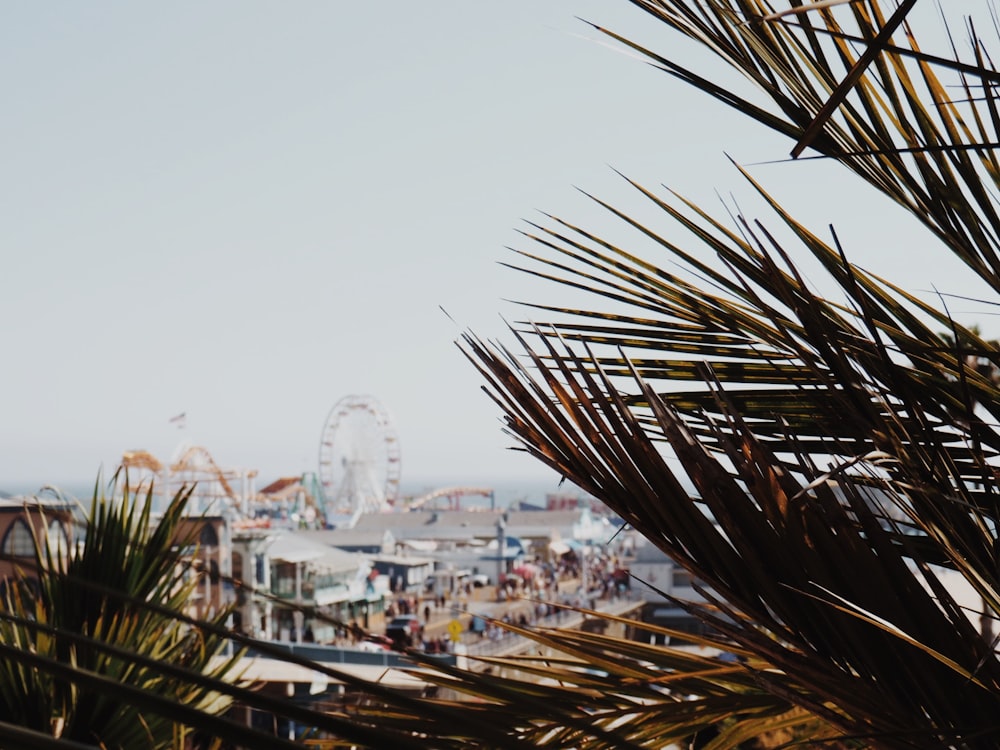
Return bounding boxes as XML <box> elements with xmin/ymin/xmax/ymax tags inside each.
<box><xmin>0</xmin><ymin>474</ymin><xmax>251</xmax><ymax>749</ymax></box>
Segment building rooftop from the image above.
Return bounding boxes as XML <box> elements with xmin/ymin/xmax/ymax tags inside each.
<box><xmin>295</xmin><ymin>527</ymin><xmax>393</xmax><ymax>551</ymax></box>
<box><xmin>0</xmin><ymin>495</ymin><xmax>77</xmax><ymax>512</ymax></box>
<box><xmin>348</xmin><ymin>508</ymin><xmax>593</xmax><ymax>542</ymax></box>
<box><xmin>266</xmin><ymin>531</ymin><xmax>367</xmax><ymax>574</ymax></box>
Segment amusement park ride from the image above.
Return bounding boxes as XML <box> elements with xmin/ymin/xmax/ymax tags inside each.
<box><xmin>121</xmin><ymin>444</ymin><xmax>259</xmax><ymax>517</ymax></box>
<box><xmin>121</xmin><ymin>395</ymin><xmax>493</xmax><ymax>526</ymax></box>
<box><xmin>317</xmin><ymin>394</ymin><xmax>401</xmax><ymax>517</ymax></box>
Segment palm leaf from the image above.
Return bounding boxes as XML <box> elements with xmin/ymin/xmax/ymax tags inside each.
<box><xmin>441</xmin><ymin>5</ymin><xmax>1000</xmax><ymax>746</ymax></box>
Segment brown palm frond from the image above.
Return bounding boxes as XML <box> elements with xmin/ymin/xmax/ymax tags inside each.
<box><xmin>443</xmin><ymin>3</ymin><xmax>1000</xmax><ymax>746</ymax></box>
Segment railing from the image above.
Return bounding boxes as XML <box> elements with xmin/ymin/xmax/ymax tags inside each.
<box><xmin>245</xmin><ymin>641</ymin><xmax>458</xmax><ymax>668</ymax></box>
<box><xmin>460</xmin><ymin>597</ymin><xmax>642</xmax><ymax>660</ymax></box>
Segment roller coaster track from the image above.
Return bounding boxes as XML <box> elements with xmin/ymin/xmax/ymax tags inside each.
<box><xmin>407</xmin><ymin>486</ymin><xmax>494</xmax><ymax>511</ymax></box>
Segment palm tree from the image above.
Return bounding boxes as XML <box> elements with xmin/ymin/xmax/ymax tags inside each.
<box><xmin>0</xmin><ymin>473</ymin><xmax>245</xmax><ymax>749</ymax></box>
<box><xmin>14</xmin><ymin>3</ymin><xmax>1000</xmax><ymax>747</ymax></box>
<box><xmin>285</xmin><ymin>2</ymin><xmax>1000</xmax><ymax>747</ymax></box>
<box><xmin>133</xmin><ymin>3</ymin><xmax>1000</xmax><ymax>746</ymax></box>
<box><xmin>0</xmin><ymin>475</ymin><xmax>485</xmax><ymax>750</ymax></box>
<box><xmin>444</xmin><ymin>1</ymin><xmax>1000</xmax><ymax>747</ymax></box>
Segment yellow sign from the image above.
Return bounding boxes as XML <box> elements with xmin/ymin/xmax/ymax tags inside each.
<box><xmin>447</xmin><ymin>619</ymin><xmax>463</xmax><ymax>642</ymax></box>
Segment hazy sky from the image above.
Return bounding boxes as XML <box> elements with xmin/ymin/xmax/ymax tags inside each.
<box><xmin>2</xmin><ymin>2</ymin><xmax>990</xmax><ymax>492</ymax></box>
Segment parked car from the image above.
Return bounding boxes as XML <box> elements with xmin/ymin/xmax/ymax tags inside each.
<box><xmin>386</xmin><ymin>614</ymin><xmax>424</xmax><ymax>650</ymax></box>
<box><xmin>358</xmin><ymin>635</ymin><xmax>392</xmax><ymax>652</ymax></box>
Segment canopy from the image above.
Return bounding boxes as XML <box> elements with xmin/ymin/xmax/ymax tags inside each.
<box><xmin>211</xmin><ymin>656</ymin><xmax>430</xmax><ymax>691</ymax></box>
<box><xmin>548</xmin><ymin>540</ymin><xmax>571</xmax><ymax>556</ymax></box>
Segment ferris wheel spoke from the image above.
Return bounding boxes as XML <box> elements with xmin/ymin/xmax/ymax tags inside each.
<box><xmin>317</xmin><ymin>395</ymin><xmax>401</xmax><ymax>520</ymax></box>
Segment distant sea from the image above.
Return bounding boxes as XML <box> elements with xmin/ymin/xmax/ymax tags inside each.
<box><xmin>1</xmin><ymin>476</ymin><xmax>589</xmax><ymax>510</ymax></box>
<box><xmin>0</xmin><ymin>481</ymin><xmax>97</xmax><ymax>501</ymax></box>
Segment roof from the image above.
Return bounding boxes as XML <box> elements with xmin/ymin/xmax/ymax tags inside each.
<box><xmin>267</xmin><ymin>532</ymin><xmax>367</xmax><ymax>573</ymax></box>
<box><xmin>369</xmin><ymin>552</ymin><xmax>436</xmax><ymax>567</ymax></box>
<box><xmin>257</xmin><ymin>477</ymin><xmax>304</xmax><ymax>497</ymax></box>
<box><xmin>633</xmin><ymin>541</ymin><xmax>672</xmax><ymax>563</ymax></box>
<box><xmin>295</xmin><ymin>528</ymin><xmax>393</xmax><ymax>550</ymax></box>
<box><xmin>348</xmin><ymin>508</ymin><xmax>589</xmax><ymax>543</ymax></box>
<box><xmin>0</xmin><ymin>496</ymin><xmax>77</xmax><ymax>513</ymax></box>
<box><xmin>505</xmin><ymin>509</ymin><xmax>588</xmax><ymax>540</ymax></box>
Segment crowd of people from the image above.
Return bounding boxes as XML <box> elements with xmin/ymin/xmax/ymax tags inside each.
<box><xmin>313</xmin><ymin>546</ymin><xmax>633</xmax><ymax>653</ymax></box>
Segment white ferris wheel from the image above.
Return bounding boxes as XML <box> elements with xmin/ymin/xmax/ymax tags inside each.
<box><xmin>318</xmin><ymin>394</ymin><xmax>401</xmax><ymax>516</ymax></box>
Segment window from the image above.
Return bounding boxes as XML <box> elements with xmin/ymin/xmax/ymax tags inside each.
<box><xmin>255</xmin><ymin>553</ymin><xmax>266</xmax><ymax>584</ymax></box>
<box><xmin>2</xmin><ymin>519</ymin><xmax>35</xmax><ymax>558</ymax></box>
<box><xmin>199</xmin><ymin>524</ymin><xmax>219</xmax><ymax>547</ymax></box>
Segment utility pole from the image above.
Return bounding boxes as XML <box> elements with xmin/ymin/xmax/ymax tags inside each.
<box><xmin>496</xmin><ymin>512</ymin><xmax>506</xmax><ymax>602</ymax></box>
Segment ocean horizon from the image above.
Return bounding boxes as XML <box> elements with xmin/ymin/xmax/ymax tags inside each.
<box><xmin>0</xmin><ymin>474</ymin><xmax>590</xmax><ymax>510</ymax></box>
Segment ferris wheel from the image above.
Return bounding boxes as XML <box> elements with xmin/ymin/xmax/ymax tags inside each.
<box><xmin>318</xmin><ymin>395</ymin><xmax>401</xmax><ymax>516</ymax></box>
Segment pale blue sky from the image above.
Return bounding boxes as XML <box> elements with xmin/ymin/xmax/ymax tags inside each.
<box><xmin>1</xmin><ymin>2</ymin><xmax>989</xmax><ymax>491</ymax></box>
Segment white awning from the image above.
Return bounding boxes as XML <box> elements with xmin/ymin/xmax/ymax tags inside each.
<box><xmin>399</xmin><ymin>539</ymin><xmax>438</xmax><ymax>552</ymax></box>
<box><xmin>548</xmin><ymin>540</ymin><xmax>571</xmax><ymax>556</ymax></box>
<box><xmin>212</xmin><ymin>656</ymin><xmax>430</xmax><ymax>690</ymax></box>
<box><xmin>266</xmin><ymin>534</ymin><xmax>327</xmax><ymax>564</ymax></box>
